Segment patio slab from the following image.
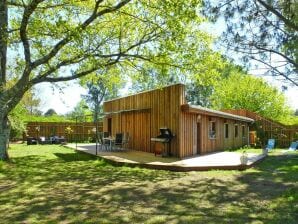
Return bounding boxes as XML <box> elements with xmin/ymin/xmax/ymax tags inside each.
<box><xmin>66</xmin><ymin>143</ymin><xmax>266</xmax><ymax>171</ymax></box>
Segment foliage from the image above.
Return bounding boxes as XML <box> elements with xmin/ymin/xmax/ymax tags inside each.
<box><xmin>202</xmin><ymin>0</ymin><xmax>298</xmax><ymax>86</ymax></box>
<box><xmin>81</xmin><ymin>72</ymin><xmax>124</xmax><ymax>122</ymax></box>
<box><xmin>0</xmin><ymin>144</ymin><xmax>297</xmax><ymax>223</ymax></box>
<box><xmin>24</xmin><ymin>114</ymin><xmax>74</xmax><ymax>122</ymax></box>
<box><xmin>211</xmin><ymin>72</ymin><xmax>291</xmax><ymax>120</ymax></box>
<box><xmin>277</xmin><ymin>115</ymin><xmax>298</xmax><ymax>126</ymax></box>
<box><xmin>44</xmin><ymin>108</ymin><xmax>57</xmax><ymax>117</ymax></box>
<box><xmin>8</xmin><ymin>104</ymin><xmax>27</xmax><ymax>139</ymax></box>
<box><xmin>7</xmin><ymin>86</ymin><xmax>42</xmax><ymax>139</ymax></box>
<box><xmin>186</xmin><ymin>56</ymin><xmax>245</xmax><ymax>106</ymax></box>
<box><xmin>21</xmin><ymin>89</ymin><xmax>42</xmax><ymax>115</ymax></box>
<box><xmin>65</xmin><ymin>100</ymin><xmax>92</xmax><ymax>122</ymax></box>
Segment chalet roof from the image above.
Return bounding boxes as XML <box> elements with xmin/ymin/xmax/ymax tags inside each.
<box><xmin>182</xmin><ymin>104</ymin><xmax>254</xmax><ymax>123</ymax></box>
<box><xmin>104</xmin><ymin>83</ymin><xmax>184</xmax><ymax>103</ymax></box>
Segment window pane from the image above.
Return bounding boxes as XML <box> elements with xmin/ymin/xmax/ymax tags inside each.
<box><xmin>225</xmin><ymin>123</ymin><xmax>229</xmax><ymax>138</ymax></box>
<box><xmin>209</xmin><ymin>121</ymin><xmax>216</xmax><ymax>139</ymax></box>
<box><xmin>235</xmin><ymin>125</ymin><xmax>238</xmax><ymax>138</ymax></box>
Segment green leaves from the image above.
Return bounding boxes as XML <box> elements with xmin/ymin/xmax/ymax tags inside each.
<box><xmin>211</xmin><ymin>72</ymin><xmax>291</xmax><ymax>120</ymax></box>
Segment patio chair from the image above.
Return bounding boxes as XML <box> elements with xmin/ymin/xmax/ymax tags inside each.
<box><xmin>289</xmin><ymin>141</ymin><xmax>298</xmax><ymax>151</ymax></box>
<box><xmin>103</xmin><ymin>132</ymin><xmax>109</xmax><ymax>138</ymax></box>
<box><xmin>113</xmin><ymin>133</ymin><xmax>124</xmax><ymax>151</ymax></box>
<box><xmin>27</xmin><ymin>137</ymin><xmax>37</xmax><ymax>145</ymax></box>
<box><xmin>265</xmin><ymin>139</ymin><xmax>275</xmax><ymax>151</ymax></box>
<box><xmin>98</xmin><ymin>132</ymin><xmax>109</xmax><ymax>151</ymax></box>
<box><xmin>38</xmin><ymin>136</ymin><xmax>51</xmax><ymax>145</ymax></box>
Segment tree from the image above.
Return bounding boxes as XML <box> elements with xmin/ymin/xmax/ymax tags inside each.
<box><xmin>21</xmin><ymin>89</ymin><xmax>41</xmax><ymax>115</ymax></box>
<box><xmin>82</xmin><ymin>79</ymin><xmax>123</xmax><ymax>122</ymax></box>
<box><xmin>44</xmin><ymin>109</ymin><xmax>57</xmax><ymax>117</ymax></box>
<box><xmin>203</xmin><ymin>0</ymin><xmax>298</xmax><ymax>86</ymax></box>
<box><xmin>211</xmin><ymin>72</ymin><xmax>291</xmax><ymax>120</ymax></box>
<box><xmin>186</xmin><ymin>55</ymin><xmax>244</xmax><ymax>107</ymax></box>
<box><xmin>0</xmin><ymin>0</ymin><xmax>209</xmax><ymax>159</ymax></box>
<box><xmin>66</xmin><ymin>100</ymin><xmax>91</xmax><ymax>122</ymax></box>
<box><xmin>80</xmin><ymin>66</ymin><xmax>124</xmax><ymax>122</ymax></box>
<box><xmin>82</xmin><ymin>81</ymin><xmax>107</xmax><ymax>122</ymax></box>
<box><xmin>8</xmin><ymin>104</ymin><xmax>27</xmax><ymax>141</ymax></box>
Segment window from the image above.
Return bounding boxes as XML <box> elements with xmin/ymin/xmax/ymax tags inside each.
<box><xmin>209</xmin><ymin>121</ymin><xmax>216</xmax><ymax>139</ymax></box>
<box><xmin>235</xmin><ymin>124</ymin><xmax>238</xmax><ymax>138</ymax></box>
<box><xmin>242</xmin><ymin>125</ymin><xmax>245</xmax><ymax>137</ymax></box>
<box><xmin>225</xmin><ymin>123</ymin><xmax>229</xmax><ymax>138</ymax></box>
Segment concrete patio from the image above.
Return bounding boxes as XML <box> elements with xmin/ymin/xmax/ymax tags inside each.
<box><xmin>67</xmin><ymin>143</ymin><xmax>266</xmax><ymax>171</ymax></box>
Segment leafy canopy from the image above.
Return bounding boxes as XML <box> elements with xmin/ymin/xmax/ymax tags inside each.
<box><xmin>211</xmin><ymin>72</ymin><xmax>291</xmax><ymax>120</ymax></box>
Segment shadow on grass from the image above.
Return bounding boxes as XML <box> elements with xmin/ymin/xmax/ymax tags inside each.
<box><xmin>54</xmin><ymin>152</ymin><xmax>97</xmax><ymax>162</ymax></box>
<box><xmin>0</xmin><ymin>146</ymin><xmax>297</xmax><ymax>223</ymax></box>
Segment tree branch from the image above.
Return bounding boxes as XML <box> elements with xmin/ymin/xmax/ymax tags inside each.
<box><xmin>251</xmin><ymin>56</ymin><xmax>298</xmax><ymax>86</ymax></box>
<box><xmin>20</xmin><ymin>0</ymin><xmax>44</xmax><ymax>66</ymax></box>
<box><xmin>31</xmin><ymin>58</ymin><xmax>122</xmax><ymax>84</ymax></box>
<box><xmin>256</xmin><ymin>0</ymin><xmax>298</xmax><ymax>31</ymax></box>
<box><xmin>254</xmin><ymin>44</ymin><xmax>298</xmax><ymax>69</ymax></box>
<box><xmin>31</xmin><ymin>0</ymin><xmax>131</xmax><ymax>69</ymax></box>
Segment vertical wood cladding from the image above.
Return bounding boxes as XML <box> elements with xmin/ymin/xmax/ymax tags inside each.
<box><xmin>103</xmin><ymin>84</ymin><xmax>184</xmax><ymax>157</ymax></box>
<box><xmin>103</xmin><ymin>84</ymin><xmax>251</xmax><ymax>158</ymax></box>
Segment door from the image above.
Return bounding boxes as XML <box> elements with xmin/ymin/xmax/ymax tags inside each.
<box><xmin>197</xmin><ymin>123</ymin><xmax>201</xmax><ymax>154</ymax></box>
<box><xmin>107</xmin><ymin>118</ymin><xmax>112</xmax><ymax>135</ymax></box>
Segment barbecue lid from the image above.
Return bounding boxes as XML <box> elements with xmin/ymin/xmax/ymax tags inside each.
<box><xmin>159</xmin><ymin>127</ymin><xmax>173</xmax><ymax>137</ymax></box>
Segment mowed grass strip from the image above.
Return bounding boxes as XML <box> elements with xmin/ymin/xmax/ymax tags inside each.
<box><xmin>0</xmin><ymin>144</ymin><xmax>297</xmax><ymax>224</ymax></box>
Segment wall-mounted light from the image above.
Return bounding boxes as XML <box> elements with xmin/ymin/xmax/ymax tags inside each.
<box><xmin>197</xmin><ymin>115</ymin><xmax>201</xmax><ymax>122</ymax></box>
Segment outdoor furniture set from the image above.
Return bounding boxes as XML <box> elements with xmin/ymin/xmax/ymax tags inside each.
<box><xmin>98</xmin><ymin>132</ymin><xmax>129</xmax><ymax>151</ymax></box>
<box><xmin>27</xmin><ymin>136</ymin><xmax>66</xmax><ymax>145</ymax></box>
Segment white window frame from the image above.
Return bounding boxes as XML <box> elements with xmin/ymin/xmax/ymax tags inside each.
<box><xmin>209</xmin><ymin>121</ymin><xmax>216</xmax><ymax>139</ymax></box>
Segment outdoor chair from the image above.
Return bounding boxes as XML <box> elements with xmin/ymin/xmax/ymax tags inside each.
<box><xmin>103</xmin><ymin>132</ymin><xmax>109</xmax><ymax>138</ymax></box>
<box><xmin>98</xmin><ymin>132</ymin><xmax>109</xmax><ymax>151</ymax></box>
<box><xmin>38</xmin><ymin>136</ymin><xmax>51</xmax><ymax>145</ymax></box>
<box><xmin>113</xmin><ymin>133</ymin><xmax>124</xmax><ymax>151</ymax></box>
<box><xmin>27</xmin><ymin>137</ymin><xmax>37</xmax><ymax>145</ymax></box>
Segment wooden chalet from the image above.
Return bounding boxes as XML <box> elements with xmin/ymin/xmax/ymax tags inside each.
<box><xmin>103</xmin><ymin>84</ymin><xmax>254</xmax><ymax>158</ymax></box>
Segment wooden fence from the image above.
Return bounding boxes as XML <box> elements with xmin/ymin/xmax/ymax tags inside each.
<box><xmin>24</xmin><ymin>122</ymin><xmax>103</xmax><ymax>142</ymax></box>
<box><xmin>223</xmin><ymin>109</ymin><xmax>298</xmax><ymax>148</ymax></box>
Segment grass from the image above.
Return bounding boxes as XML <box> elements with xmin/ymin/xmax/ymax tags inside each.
<box><xmin>0</xmin><ymin>144</ymin><xmax>297</xmax><ymax>224</ymax></box>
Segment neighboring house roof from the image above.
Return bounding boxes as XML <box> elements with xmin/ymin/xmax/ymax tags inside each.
<box><xmin>182</xmin><ymin>104</ymin><xmax>254</xmax><ymax>123</ymax></box>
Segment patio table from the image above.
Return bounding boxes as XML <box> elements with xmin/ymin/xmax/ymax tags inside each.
<box><xmin>103</xmin><ymin>137</ymin><xmax>115</xmax><ymax>150</ymax></box>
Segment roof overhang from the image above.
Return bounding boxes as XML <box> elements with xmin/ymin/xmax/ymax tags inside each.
<box><xmin>104</xmin><ymin>108</ymin><xmax>151</xmax><ymax>116</ymax></box>
<box><xmin>182</xmin><ymin>104</ymin><xmax>254</xmax><ymax>123</ymax></box>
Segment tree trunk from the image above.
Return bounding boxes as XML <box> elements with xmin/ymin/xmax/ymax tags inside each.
<box><xmin>0</xmin><ymin>114</ymin><xmax>10</xmax><ymax>160</ymax></box>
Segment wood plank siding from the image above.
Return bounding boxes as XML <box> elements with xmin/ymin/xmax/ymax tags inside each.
<box><xmin>103</xmin><ymin>84</ymin><xmax>184</xmax><ymax>156</ymax></box>
<box><xmin>103</xmin><ymin>84</ymin><xmax>253</xmax><ymax>158</ymax></box>
<box><xmin>180</xmin><ymin>108</ymin><xmax>250</xmax><ymax>157</ymax></box>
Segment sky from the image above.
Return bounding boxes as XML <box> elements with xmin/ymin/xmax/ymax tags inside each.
<box><xmin>36</xmin><ymin>81</ymin><xmax>87</xmax><ymax>115</ymax></box>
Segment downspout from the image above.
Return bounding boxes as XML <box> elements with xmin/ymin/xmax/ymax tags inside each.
<box><xmin>247</xmin><ymin>125</ymin><xmax>250</xmax><ymax>146</ymax></box>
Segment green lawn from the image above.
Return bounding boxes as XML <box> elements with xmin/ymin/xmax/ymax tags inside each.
<box><xmin>0</xmin><ymin>144</ymin><xmax>297</xmax><ymax>224</ymax></box>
